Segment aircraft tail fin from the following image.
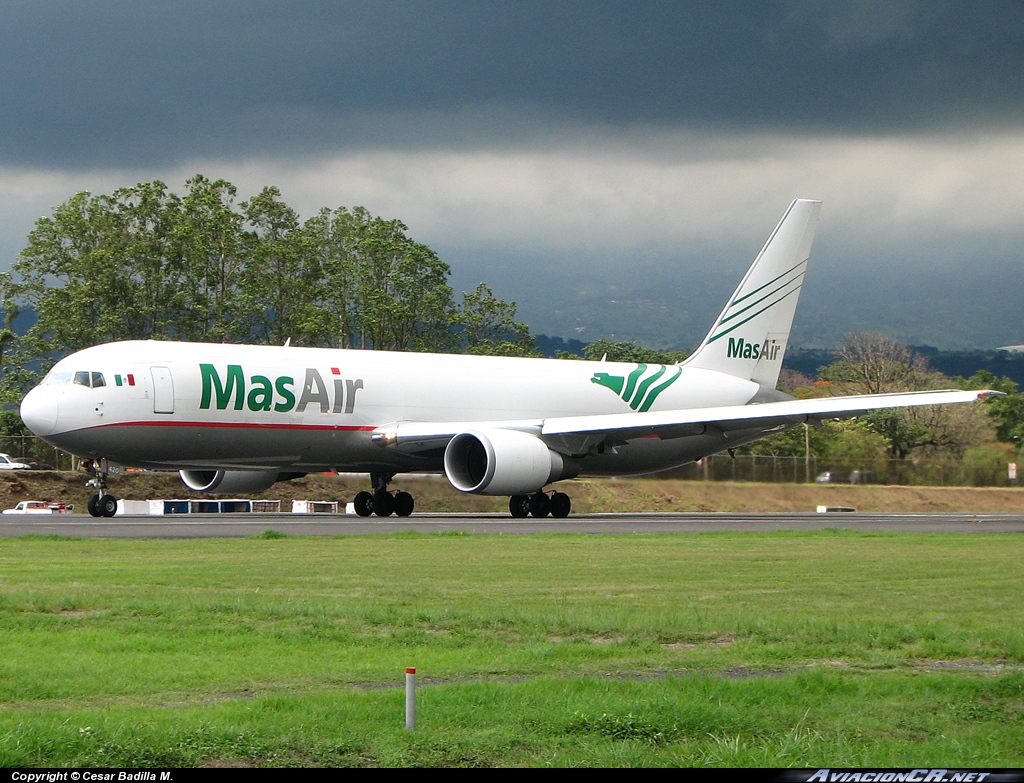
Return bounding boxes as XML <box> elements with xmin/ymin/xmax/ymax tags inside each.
<box><xmin>683</xmin><ymin>199</ymin><xmax>821</xmax><ymax>388</ymax></box>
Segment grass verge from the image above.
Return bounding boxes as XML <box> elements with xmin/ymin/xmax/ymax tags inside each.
<box><xmin>0</xmin><ymin>530</ymin><xmax>1020</xmax><ymax>766</ymax></box>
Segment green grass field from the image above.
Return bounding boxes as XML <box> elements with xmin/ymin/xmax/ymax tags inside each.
<box><xmin>0</xmin><ymin>530</ymin><xmax>1021</xmax><ymax>767</ymax></box>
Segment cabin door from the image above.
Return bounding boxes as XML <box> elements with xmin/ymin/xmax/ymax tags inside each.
<box><xmin>151</xmin><ymin>366</ymin><xmax>175</xmax><ymax>414</ymax></box>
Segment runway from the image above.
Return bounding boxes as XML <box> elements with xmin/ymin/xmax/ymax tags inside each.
<box><xmin>2</xmin><ymin>511</ymin><xmax>1024</xmax><ymax>538</ymax></box>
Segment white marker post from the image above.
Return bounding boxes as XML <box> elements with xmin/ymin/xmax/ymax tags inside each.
<box><xmin>405</xmin><ymin>667</ymin><xmax>416</xmax><ymax>729</ymax></box>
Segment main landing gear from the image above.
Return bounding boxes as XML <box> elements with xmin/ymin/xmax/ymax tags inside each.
<box><xmin>82</xmin><ymin>459</ymin><xmax>118</xmax><ymax>518</ymax></box>
<box><xmin>350</xmin><ymin>474</ymin><xmax>573</xmax><ymax>519</ymax></box>
<box><xmin>353</xmin><ymin>471</ymin><xmax>414</xmax><ymax>518</ymax></box>
<box><xmin>509</xmin><ymin>490</ymin><xmax>571</xmax><ymax>519</ymax></box>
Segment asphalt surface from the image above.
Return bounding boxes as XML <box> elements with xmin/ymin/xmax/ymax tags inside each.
<box><xmin>1</xmin><ymin>511</ymin><xmax>1023</xmax><ymax>538</ymax></box>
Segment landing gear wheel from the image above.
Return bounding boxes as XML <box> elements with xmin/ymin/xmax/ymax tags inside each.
<box><xmin>358</xmin><ymin>473</ymin><xmax>416</xmax><ymax>518</ymax></box>
<box><xmin>509</xmin><ymin>495</ymin><xmax>530</xmax><ymax>518</ymax></box>
<box><xmin>550</xmin><ymin>492</ymin><xmax>572</xmax><ymax>518</ymax></box>
<box><xmin>98</xmin><ymin>494</ymin><xmax>118</xmax><ymax>518</ymax></box>
<box><xmin>84</xmin><ymin>459</ymin><xmax>116</xmax><ymax>518</ymax></box>
<box><xmin>528</xmin><ymin>491</ymin><xmax>551</xmax><ymax>518</ymax></box>
<box><xmin>354</xmin><ymin>491</ymin><xmax>374</xmax><ymax>517</ymax></box>
<box><xmin>372</xmin><ymin>491</ymin><xmax>395</xmax><ymax>517</ymax></box>
<box><xmin>394</xmin><ymin>491</ymin><xmax>414</xmax><ymax>517</ymax></box>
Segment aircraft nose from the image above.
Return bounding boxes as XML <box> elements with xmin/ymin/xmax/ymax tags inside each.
<box><xmin>20</xmin><ymin>385</ymin><xmax>60</xmax><ymax>437</ymax></box>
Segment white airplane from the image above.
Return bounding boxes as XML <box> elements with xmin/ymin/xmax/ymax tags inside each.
<box><xmin>19</xmin><ymin>200</ymin><xmax>995</xmax><ymax>518</ymax></box>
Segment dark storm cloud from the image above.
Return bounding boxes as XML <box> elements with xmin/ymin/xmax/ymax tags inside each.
<box><xmin>0</xmin><ymin>1</ymin><xmax>1020</xmax><ymax>167</ymax></box>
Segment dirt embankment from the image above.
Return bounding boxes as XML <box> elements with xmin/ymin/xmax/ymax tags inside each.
<box><xmin>1</xmin><ymin>470</ymin><xmax>1022</xmax><ymax>515</ymax></box>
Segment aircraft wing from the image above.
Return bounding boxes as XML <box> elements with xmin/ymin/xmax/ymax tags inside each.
<box><xmin>541</xmin><ymin>389</ymin><xmax>999</xmax><ymax>441</ymax></box>
<box><xmin>375</xmin><ymin>389</ymin><xmax>999</xmax><ymax>454</ymax></box>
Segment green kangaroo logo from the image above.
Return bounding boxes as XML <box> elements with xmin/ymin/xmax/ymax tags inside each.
<box><xmin>591</xmin><ymin>363</ymin><xmax>681</xmax><ymax>412</ymax></box>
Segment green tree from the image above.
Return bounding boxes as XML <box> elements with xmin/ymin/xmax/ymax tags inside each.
<box><xmin>818</xmin><ymin>331</ymin><xmax>932</xmax><ymax>394</ymax></box>
<box><xmin>1</xmin><ymin>177</ymin><xmax>537</xmax><ymax>403</ymax></box>
<box><xmin>16</xmin><ymin>190</ymin><xmax>135</xmax><ymax>351</ymax></box>
<box><xmin>819</xmin><ymin>332</ymin><xmax>994</xmax><ymax>459</ymax></box>
<box><xmin>301</xmin><ymin>207</ymin><xmax>360</xmax><ymax>348</ymax></box>
<box><xmin>336</xmin><ymin>209</ymin><xmax>458</xmax><ymax>352</ymax></box>
<box><xmin>175</xmin><ymin>175</ymin><xmax>249</xmax><ymax>342</ymax></box>
<box><xmin>557</xmin><ymin>339</ymin><xmax>689</xmax><ymax>364</ymax></box>
<box><xmin>0</xmin><ymin>409</ymin><xmax>28</xmax><ymax>436</ymax></box>
<box><xmin>239</xmin><ymin>186</ymin><xmax>326</xmax><ymax>346</ymax></box>
<box><xmin>0</xmin><ymin>275</ymin><xmax>25</xmax><ymax>407</ymax></box>
<box><xmin>459</xmin><ymin>283</ymin><xmax>538</xmax><ymax>357</ymax></box>
<box><xmin>110</xmin><ymin>181</ymin><xmax>186</xmax><ymax>340</ymax></box>
<box><xmin>950</xmin><ymin>369</ymin><xmax>1024</xmax><ymax>445</ymax></box>
<box><xmin>5</xmin><ymin>183</ymin><xmax>190</xmax><ymax>402</ymax></box>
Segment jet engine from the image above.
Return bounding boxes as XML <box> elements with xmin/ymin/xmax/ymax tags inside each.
<box><xmin>443</xmin><ymin>429</ymin><xmax>578</xmax><ymax>496</ymax></box>
<box><xmin>179</xmin><ymin>469</ymin><xmax>305</xmax><ymax>495</ymax></box>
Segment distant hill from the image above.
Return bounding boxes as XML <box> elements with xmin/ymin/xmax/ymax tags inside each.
<box><xmin>910</xmin><ymin>346</ymin><xmax>1024</xmax><ymax>388</ymax></box>
<box><xmin>537</xmin><ymin>338</ymin><xmax>1024</xmax><ymax>391</ymax></box>
<box><xmin>485</xmin><ymin>250</ymin><xmax>1024</xmax><ymax>353</ymax></box>
<box><xmin>785</xmin><ymin>346</ymin><xmax>1024</xmax><ymax>388</ymax></box>
<box><xmin>780</xmin><ymin>348</ymin><xmax>838</xmax><ymax>380</ymax></box>
<box><xmin>534</xmin><ymin>334</ymin><xmax>587</xmax><ymax>357</ymax></box>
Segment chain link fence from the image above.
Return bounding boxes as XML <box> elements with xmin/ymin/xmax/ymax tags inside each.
<box><xmin>662</xmin><ymin>453</ymin><xmax>1019</xmax><ymax>486</ymax></box>
<box><xmin>0</xmin><ymin>435</ymin><xmax>78</xmax><ymax>471</ymax></box>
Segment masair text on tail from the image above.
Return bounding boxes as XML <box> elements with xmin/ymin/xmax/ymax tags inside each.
<box><xmin>683</xmin><ymin>199</ymin><xmax>821</xmax><ymax>390</ymax></box>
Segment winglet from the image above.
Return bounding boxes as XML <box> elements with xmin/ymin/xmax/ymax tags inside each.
<box><xmin>683</xmin><ymin>199</ymin><xmax>821</xmax><ymax>388</ymax></box>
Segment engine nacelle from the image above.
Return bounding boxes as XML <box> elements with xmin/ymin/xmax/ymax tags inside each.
<box><xmin>443</xmin><ymin>429</ymin><xmax>578</xmax><ymax>496</ymax></box>
<box><xmin>179</xmin><ymin>469</ymin><xmax>305</xmax><ymax>495</ymax></box>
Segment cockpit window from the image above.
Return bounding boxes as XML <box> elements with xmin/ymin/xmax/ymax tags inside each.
<box><xmin>46</xmin><ymin>372</ymin><xmax>72</xmax><ymax>385</ymax></box>
<box><xmin>73</xmin><ymin>371</ymin><xmax>106</xmax><ymax>388</ymax></box>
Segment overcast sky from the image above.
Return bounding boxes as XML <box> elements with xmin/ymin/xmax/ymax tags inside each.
<box><xmin>1</xmin><ymin>1</ymin><xmax>1022</xmax><ymax>349</ymax></box>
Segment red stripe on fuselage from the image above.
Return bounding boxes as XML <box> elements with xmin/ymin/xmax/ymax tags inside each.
<box><xmin>75</xmin><ymin>420</ymin><xmax>379</xmax><ymax>433</ymax></box>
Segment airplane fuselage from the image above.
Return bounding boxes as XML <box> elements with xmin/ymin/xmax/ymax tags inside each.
<box><xmin>22</xmin><ymin>340</ymin><xmax>765</xmax><ymax>476</ymax></box>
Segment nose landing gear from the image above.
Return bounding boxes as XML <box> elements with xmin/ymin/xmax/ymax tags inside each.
<box><xmin>82</xmin><ymin>459</ymin><xmax>118</xmax><ymax>518</ymax></box>
<box><xmin>87</xmin><ymin>492</ymin><xmax>118</xmax><ymax>518</ymax></box>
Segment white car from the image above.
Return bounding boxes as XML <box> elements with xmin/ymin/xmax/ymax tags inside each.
<box><xmin>2</xmin><ymin>501</ymin><xmax>74</xmax><ymax>515</ymax></box>
<box><xmin>0</xmin><ymin>454</ymin><xmax>31</xmax><ymax>470</ymax></box>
